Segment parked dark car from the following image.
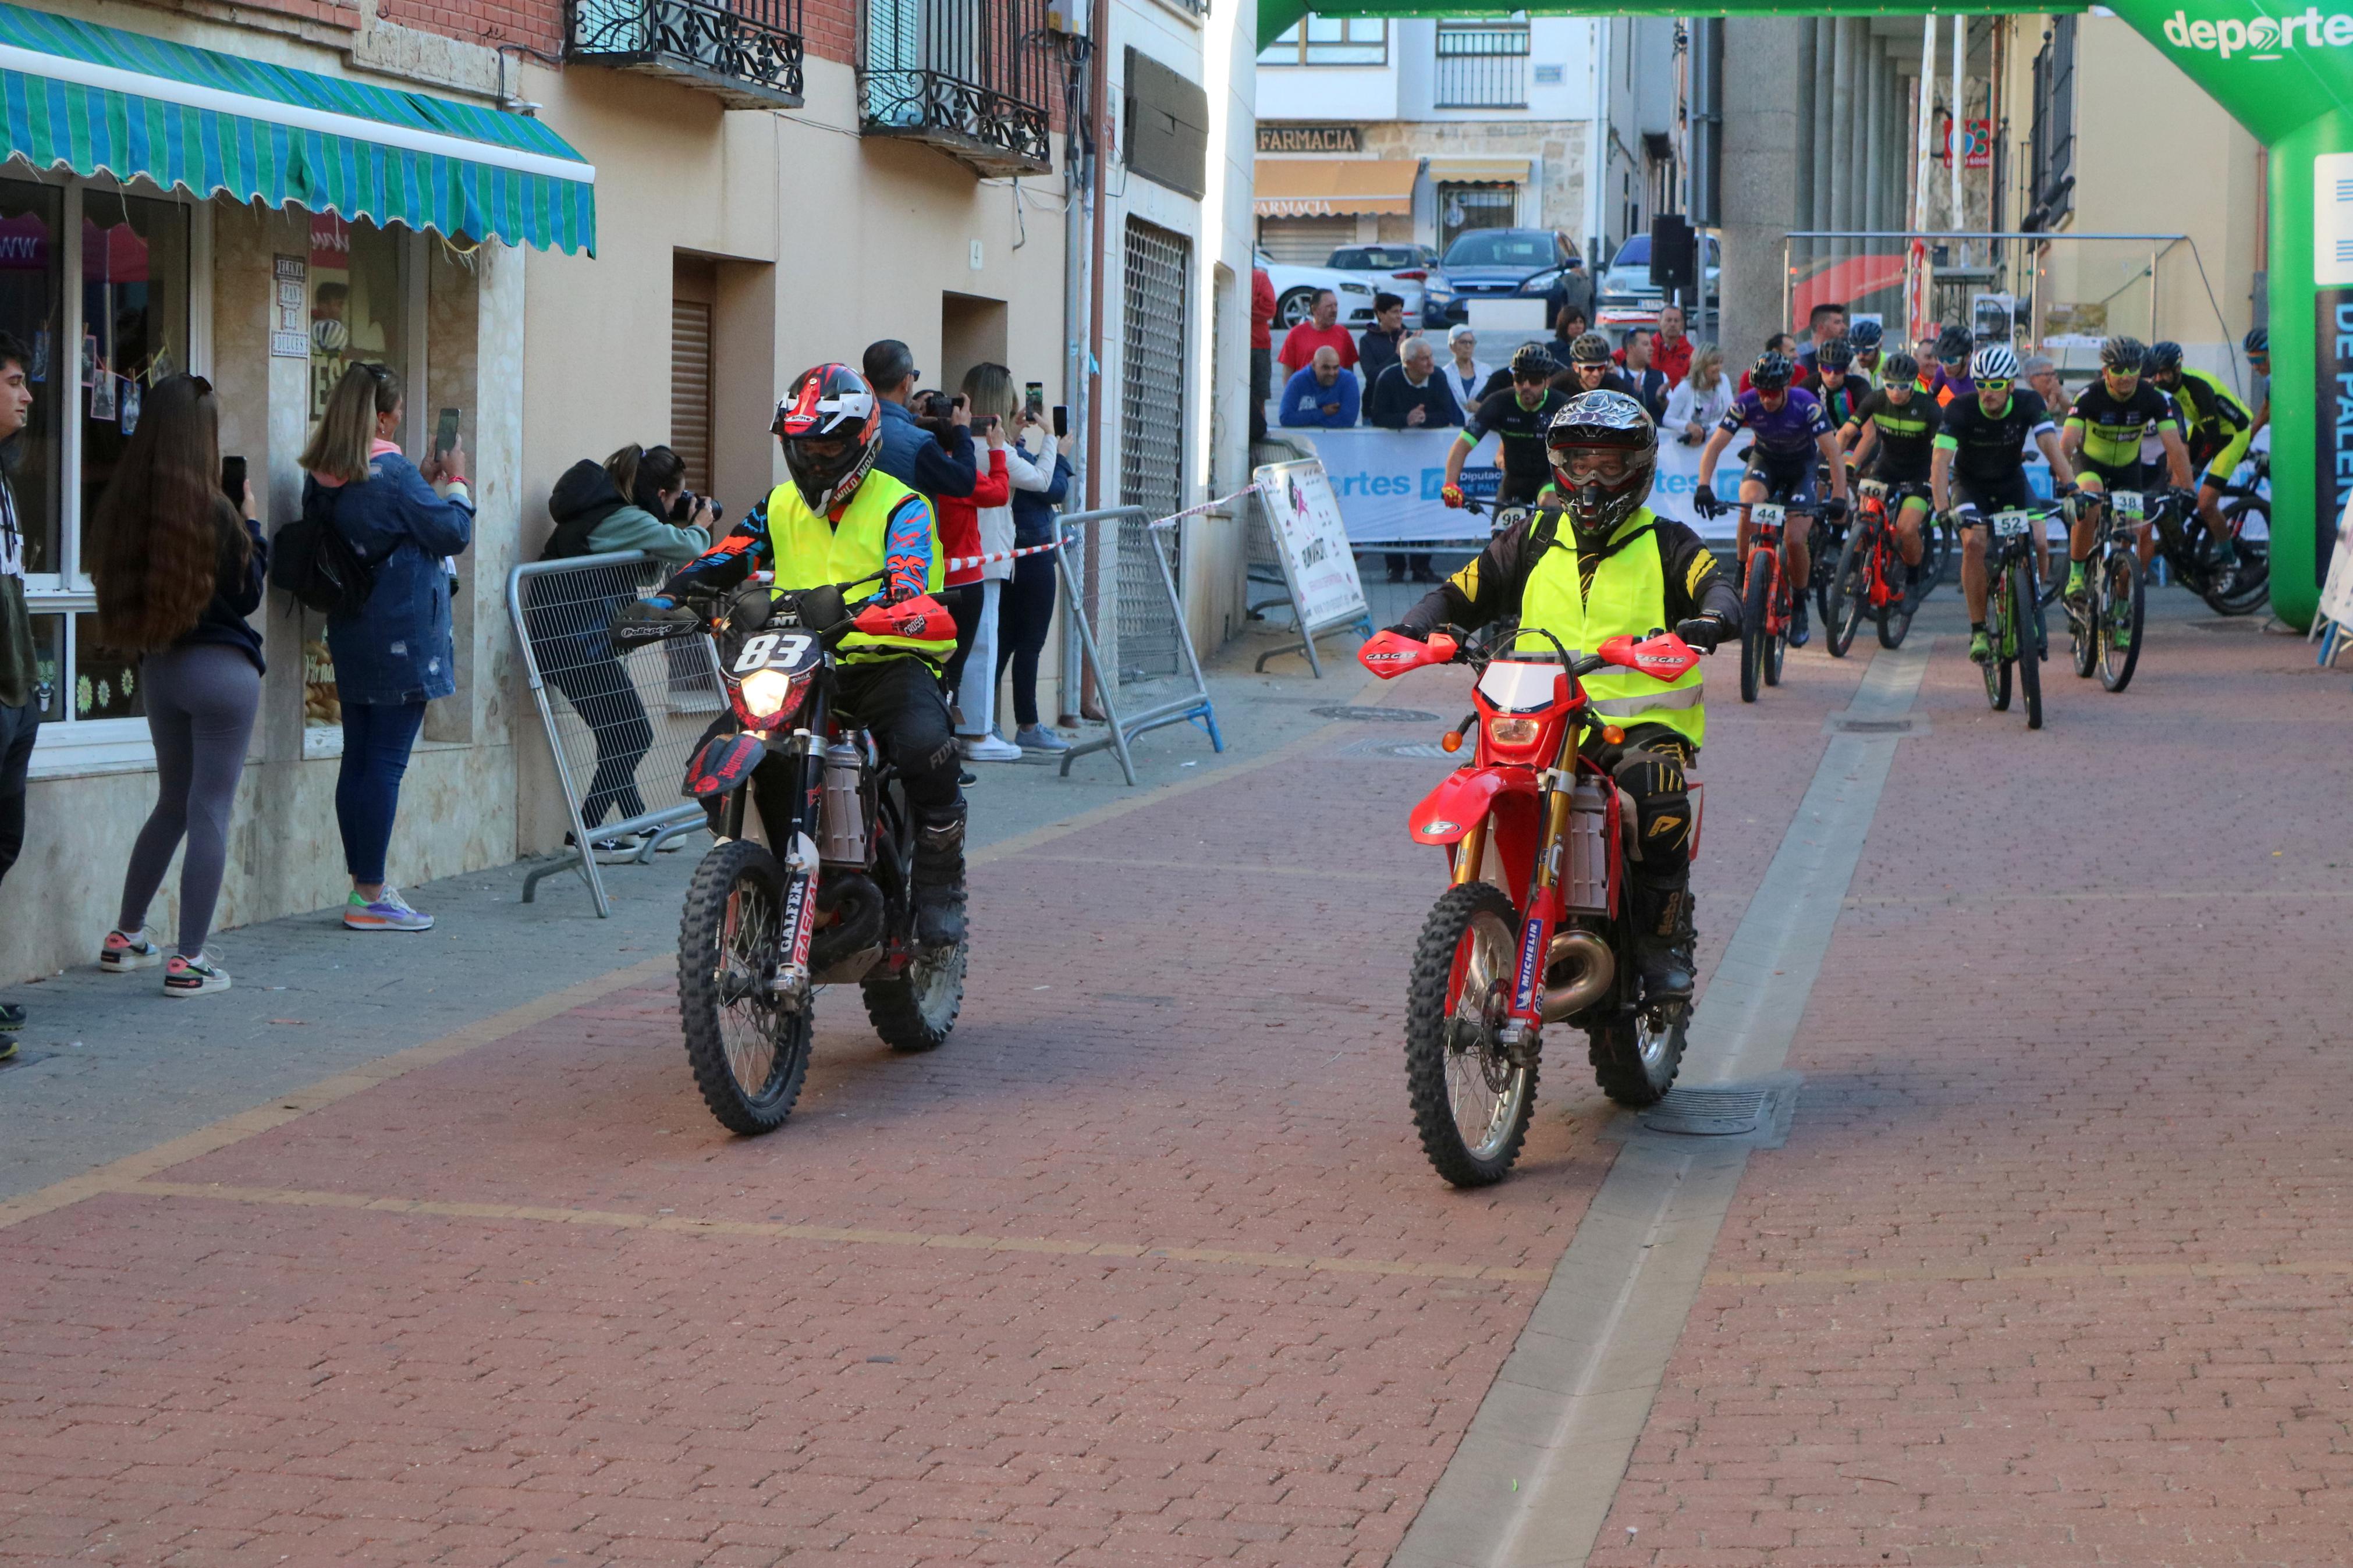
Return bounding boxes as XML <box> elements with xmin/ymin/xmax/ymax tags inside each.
<box><xmin>1435</xmin><ymin>228</ymin><xmax>1591</xmax><ymax>329</ymax></box>
<box><xmin>1593</xmin><ymin>232</ymin><xmax>1721</xmax><ymax>342</ymax></box>
<box><xmin>1328</xmin><ymin>243</ymin><xmax>1453</xmax><ymax>328</ymax></box>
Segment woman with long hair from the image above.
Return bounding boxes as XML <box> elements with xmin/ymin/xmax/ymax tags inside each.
<box><xmin>299</xmin><ymin>362</ymin><xmax>473</xmax><ymax>931</ymax></box>
<box><xmin>952</xmin><ymin>362</ymin><xmax>1050</xmax><ymax>760</ymax></box>
<box><xmin>1665</xmin><ymin>343</ymin><xmax>1732</xmax><ymax>446</ymax></box>
<box><xmin>90</xmin><ymin>375</ymin><xmax>267</xmax><ymax>995</ymax></box>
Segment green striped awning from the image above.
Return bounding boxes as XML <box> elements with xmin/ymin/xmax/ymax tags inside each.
<box><xmin>0</xmin><ymin>1</ymin><xmax>594</xmax><ymax>254</ymax></box>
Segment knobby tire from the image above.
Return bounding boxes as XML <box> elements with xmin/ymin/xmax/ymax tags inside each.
<box><xmin>677</xmin><ymin>838</ymin><xmax>813</xmax><ymax>1136</ymax></box>
<box><xmin>1403</xmin><ymin>881</ymin><xmax>1536</xmax><ymax>1188</ymax></box>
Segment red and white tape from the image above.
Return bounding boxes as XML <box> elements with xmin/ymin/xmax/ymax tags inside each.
<box><xmin>1144</xmin><ymin>485</ymin><xmax>1261</xmax><ymax>531</ymax></box>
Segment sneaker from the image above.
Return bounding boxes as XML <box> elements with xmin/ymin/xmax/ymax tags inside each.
<box><xmin>960</xmin><ymin>733</ymin><xmax>1024</xmax><ymax>763</ymax></box>
<box><xmin>100</xmin><ymin>928</ymin><xmax>165</xmax><ymax>973</ymax></box>
<box><xmin>1968</xmin><ymin>628</ymin><xmax>1993</xmax><ymax>664</ymax></box>
<box><xmin>345</xmin><ymin>888</ymin><xmax>434</xmax><ymax>932</ymax></box>
<box><xmin>1787</xmin><ymin>596</ymin><xmax>1811</xmax><ymax>648</ymax></box>
<box><xmin>163</xmin><ymin>952</ymin><xmax>232</xmax><ymax>997</ymax></box>
<box><xmin>1014</xmin><ymin>724</ymin><xmax>1071</xmax><ymax>754</ymax></box>
<box><xmin>0</xmin><ymin>1002</ymin><xmax>21</xmax><ymax>1032</ymax></box>
<box><xmin>566</xmin><ymin>830</ymin><xmax>646</xmax><ymax>863</ymax></box>
<box><xmin>2064</xmin><ymin>561</ymin><xmax>2091</xmax><ymax>605</ymax></box>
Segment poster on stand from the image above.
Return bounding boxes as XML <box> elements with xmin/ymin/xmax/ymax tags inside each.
<box><xmin>1253</xmin><ymin>459</ymin><xmax>1369</xmax><ymax>633</ymax></box>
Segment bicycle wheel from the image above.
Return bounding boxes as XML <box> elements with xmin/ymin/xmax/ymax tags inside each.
<box><xmin>2202</xmin><ymin>507</ymin><xmax>2271</xmax><ymax>615</ymax></box>
<box><xmin>1923</xmin><ymin>513</ymin><xmax>1955</xmax><ymax>588</ymax></box>
<box><xmin>1740</xmin><ymin>556</ymin><xmax>1768</xmax><ymax>703</ymax></box>
<box><xmin>2068</xmin><ymin>551</ymin><xmax>2100</xmax><ymax>680</ymax></box>
<box><xmin>1985</xmin><ymin>564</ymin><xmax>2013</xmax><ymax>712</ymax></box>
<box><xmin>1813</xmin><ymin>518</ymin><xmax>1846</xmax><ymax>627</ymax></box>
<box><xmin>2098</xmin><ymin>547</ymin><xmax>2144</xmax><ymax>692</ymax></box>
<box><xmin>1825</xmin><ymin>525</ymin><xmax>1866</xmax><ymax>658</ymax></box>
<box><xmin>2015</xmin><ymin>556</ymin><xmax>2044</xmax><ymax>730</ymax></box>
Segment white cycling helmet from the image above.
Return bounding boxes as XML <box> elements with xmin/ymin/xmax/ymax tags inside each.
<box><xmin>1971</xmin><ymin>343</ymin><xmax>2020</xmax><ymax>382</ymax></box>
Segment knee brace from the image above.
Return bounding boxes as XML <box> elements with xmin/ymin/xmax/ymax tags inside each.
<box><xmin>1613</xmin><ymin>746</ymin><xmax>1692</xmax><ymax>870</ymax></box>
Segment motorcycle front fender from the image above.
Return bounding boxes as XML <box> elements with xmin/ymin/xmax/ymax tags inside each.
<box><xmin>1411</xmin><ymin>766</ymin><xmax>1542</xmax><ymax>893</ymax></box>
<box><xmin>685</xmin><ymin>730</ymin><xmax>766</xmax><ymax>798</ymax></box>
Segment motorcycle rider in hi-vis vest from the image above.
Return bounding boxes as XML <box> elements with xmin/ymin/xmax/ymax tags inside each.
<box><xmin>1389</xmin><ymin>391</ymin><xmax>1744</xmax><ymax>1000</ymax></box>
<box><xmin>658</xmin><ymin>362</ymin><xmax>971</xmax><ymax>948</ymax></box>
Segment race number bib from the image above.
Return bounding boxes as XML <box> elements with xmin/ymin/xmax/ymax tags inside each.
<box><xmin>1990</xmin><ymin>509</ymin><xmax>2032</xmax><ymax>538</ymax></box>
<box><xmin>2111</xmin><ymin>490</ymin><xmax>2145</xmax><ymax>520</ymax></box>
<box><xmin>1751</xmin><ymin>503</ymin><xmax>1786</xmax><ymax>528</ymax></box>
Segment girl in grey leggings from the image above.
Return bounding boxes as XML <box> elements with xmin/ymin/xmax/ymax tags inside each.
<box><xmin>111</xmin><ymin>643</ymin><xmax>261</xmax><ymax>983</ymax></box>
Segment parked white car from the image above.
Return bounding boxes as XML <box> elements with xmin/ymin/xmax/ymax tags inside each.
<box><xmin>1256</xmin><ymin>248</ymin><xmax>1378</xmax><ymax>330</ymax></box>
<box><xmin>1326</xmin><ymin>243</ymin><xmax>1450</xmax><ymax>329</ymax></box>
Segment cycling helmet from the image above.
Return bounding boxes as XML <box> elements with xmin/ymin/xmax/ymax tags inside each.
<box><xmin>1570</xmin><ymin>332</ymin><xmax>1614</xmax><ymax>366</ymax></box>
<box><xmin>773</xmin><ymin>362</ymin><xmax>882</xmax><ymax>513</ymax></box>
<box><xmin>2100</xmin><ymin>336</ymin><xmax>2148</xmax><ymax>374</ymax></box>
<box><xmin>1935</xmin><ymin>323</ymin><xmax>1974</xmax><ymax>364</ymax></box>
<box><xmin>1510</xmin><ymin>342</ymin><xmax>1554</xmax><ymax>381</ymax></box>
<box><xmin>1883</xmin><ymin>350</ymin><xmax>1921</xmax><ymax>385</ymax></box>
<box><xmin>1545</xmin><ymin>392</ymin><xmax>1658</xmax><ymax>541</ymax></box>
<box><xmin>2146</xmin><ymin>340</ymin><xmax>2184</xmax><ymax>376</ymax></box>
<box><xmin>1751</xmin><ymin>350</ymin><xmax>1796</xmax><ymax>392</ymax></box>
<box><xmin>1816</xmin><ymin>336</ymin><xmax>1854</xmax><ymax>371</ymax></box>
<box><xmin>1971</xmin><ymin>343</ymin><xmax>2020</xmax><ymax>382</ymax></box>
<box><xmin>2244</xmin><ymin>325</ymin><xmax>2270</xmax><ymax>356</ymax></box>
<box><xmin>1848</xmin><ymin>319</ymin><xmax>1884</xmax><ymax>351</ymax></box>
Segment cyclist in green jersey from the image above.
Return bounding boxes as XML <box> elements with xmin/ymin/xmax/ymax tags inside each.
<box><xmin>1838</xmin><ymin>350</ymin><xmax>1935</xmax><ymax>600</ymax></box>
<box><xmin>2059</xmin><ymin>337</ymin><xmax>2192</xmax><ymax>596</ymax></box>
<box><xmin>2146</xmin><ymin>340</ymin><xmax>2252</xmax><ymax>563</ymax></box>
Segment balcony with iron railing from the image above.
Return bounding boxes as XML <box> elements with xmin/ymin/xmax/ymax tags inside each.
<box><xmin>567</xmin><ymin>0</ymin><xmax>804</xmax><ymax>109</ymax></box>
<box><xmin>1433</xmin><ymin>26</ymin><xmax>1529</xmax><ymax>111</ymax></box>
<box><xmin>861</xmin><ymin>0</ymin><xmax>1053</xmax><ymax>176</ymax></box>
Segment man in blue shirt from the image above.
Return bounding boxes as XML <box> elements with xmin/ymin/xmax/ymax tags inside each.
<box><xmin>861</xmin><ymin>339</ymin><xmax>978</xmax><ymax>505</ymax></box>
<box><xmin>1279</xmin><ymin>347</ymin><xmax>1360</xmax><ymax>428</ymax></box>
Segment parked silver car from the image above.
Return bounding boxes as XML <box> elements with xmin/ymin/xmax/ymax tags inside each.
<box><xmin>1325</xmin><ymin>243</ymin><xmax>1452</xmax><ymax>329</ymax></box>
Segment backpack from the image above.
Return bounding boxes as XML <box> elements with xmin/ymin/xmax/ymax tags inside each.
<box><xmin>270</xmin><ymin>482</ymin><xmax>377</xmax><ymax>616</ymax></box>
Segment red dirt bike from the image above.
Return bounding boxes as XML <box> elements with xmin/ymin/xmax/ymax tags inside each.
<box><xmin>1360</xmin><ymin>624</ymin><xmax>1711</xmax><ymax>1187</ymax></box>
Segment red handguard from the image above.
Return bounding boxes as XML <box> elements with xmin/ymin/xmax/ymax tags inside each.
<box><xmin>1358</xmin><ymin>629</ymin><xmax>1459</xmax><ymax>678</ymax></box>
<box><xmin>1595</xmin><ymin>631</ymin><xmax>1701</xmax><ymax>682</ymax></box>
<box><xmin>850</xmin><ymin>593</ymin><xmax>956</xmax><ymax>643</ymax></box>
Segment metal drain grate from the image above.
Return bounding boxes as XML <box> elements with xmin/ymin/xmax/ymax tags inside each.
<box><xmin>1825</xmin><ymin>715</ymin><xmax>1920</xmax><ymax>735</ymax></box>
<box><xmin>1311</xmin><ymin>705</ymin><xmax>1440</xmax><ymax>723</ymax></box>
<box><xmin>1639</xmin><ymin>1086</ymin><xmax>1769</xmax><ymax>1137</ymax></box>
<box><xmin>1341</xmin><ymin>737</ymin><xmax>1455</xmax><ymax>759</ymax></box>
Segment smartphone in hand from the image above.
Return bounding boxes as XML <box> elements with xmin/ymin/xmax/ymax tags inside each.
<box><xmin>220</xmin><ymin>454</ymin><xmax>247</xmax><ymax>503</ymax></box>
<box><xmin>434</xmin><ymin>407</ymin><xmax>461</xmax><ymax>458</ymax></box>
<box><xmin>1052</xmin><ymin>404</ymin><xmax>1069</xmax><ymax>438</ymax></box>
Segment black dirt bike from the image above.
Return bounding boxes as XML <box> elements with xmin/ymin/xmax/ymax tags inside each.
<box><xmin>613</xmin><ymin>575</ymin><xmax>967</xmax><ymax>1135</ymax></box>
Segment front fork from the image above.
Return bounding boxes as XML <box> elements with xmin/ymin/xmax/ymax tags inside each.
<box><xmin>766</xmin><ymin>694</ymin><xmax>831</xmax><ymax>1009</ymax></box>
<box><xmin>1497</xmin><ymin>757</ymin><xmax>1580</xmax><ymax>1057</ymax></box>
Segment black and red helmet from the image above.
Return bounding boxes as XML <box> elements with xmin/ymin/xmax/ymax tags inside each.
<box><xmin>1546</xmin><ymin>390</ymin><xmax>1658</xmax><ymax>540</ymax></box>
<box><xmin>773</xmin><ymin>362</ymin><xmax>882</xmax><ymax>513</ymax></box>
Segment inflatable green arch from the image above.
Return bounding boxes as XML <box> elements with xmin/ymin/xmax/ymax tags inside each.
<box><xmin>1258</xmin><ymin>0</ymin><xmax>2351</xmax><ymax>627</ymax></box>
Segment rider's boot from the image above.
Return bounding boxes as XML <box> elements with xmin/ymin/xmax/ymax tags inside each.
<box><xmin>1969</xmin><ymin>624</ymin><xmax>1992</xmax><ymax>664</ymax></box>
<box><xmin>1629</xmin><ymin>878</ymin><xmax>1695</xmax><ymax>1004</ymax></box>
<box><xmin>911</xmin><ymin>801</ymin><xmax>968</xmax><ymax>948</ymax></box>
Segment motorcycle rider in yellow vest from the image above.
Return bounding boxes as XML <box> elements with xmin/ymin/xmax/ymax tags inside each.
<box><xmin>1387</xmin><ymin>391</ymin><xmax>1744</xmax><ymax>1001</ymax></box>
<box><xmin>658</xmin><ymin>362</ymin><xmax>970</xmax><ymax>947</ymax></box>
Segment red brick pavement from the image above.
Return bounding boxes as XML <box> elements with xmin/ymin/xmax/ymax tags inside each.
<box><xmin>1591</xmin><ymin>611</ymin><xmax>2353</xmax><ymax>1567</ymax></box>
<box><xmin>0</xmin><ymin>645</ymin><xmax>1855</xmax><ymax>1568</ymax></box>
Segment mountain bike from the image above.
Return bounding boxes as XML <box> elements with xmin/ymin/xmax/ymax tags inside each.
<box><xmin>1975</xmin><ymin>502</ymin><xmax>2057</xmax><ymax>730</ymax></box>
<box><xmin>2067</xmin><ymin>488</ymin><xmax>2146</xmax><ymax>692</ymax></box>
<box><xmin>1825</xmin><ymin>479</ymin><xmax>1930</xmax><ymax>655</ymax></box>
<box><xmin>1737</xmin><ymin>496</ymin><xmax>1819</xmax><ymax>702</ymax></box>
<box><xmin>2149</xmin><ymin>461</ymin><xmax>2270</xmax><ymax>614</ymax></box>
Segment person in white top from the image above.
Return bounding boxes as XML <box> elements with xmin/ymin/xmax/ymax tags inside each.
<box><xmin>1663</xmin><ymin>343</ymin><xmax>1733</xmax><ymax>447</ymax></box>
<box><xmin>1443</xmin><ymin>324</ymin><xmax>1489</xmax><ymax>411</ymax></box>
<box><xmin>957</xmin><ymin>364</ymin><xmax>1050</xmax><ymax>762</ymax></box>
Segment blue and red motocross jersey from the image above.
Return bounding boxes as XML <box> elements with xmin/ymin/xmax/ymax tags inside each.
<box><xmin>1718</xmin><ymin>385</ymin><xmax>1833</xmax><ymax>457</ymax></box>
<box><xmin>663</xmin><ymin>490</ymin><xmax>936</xmax><ymax>604</ymax></box>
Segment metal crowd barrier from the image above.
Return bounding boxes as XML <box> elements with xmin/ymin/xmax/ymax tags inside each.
<box><xmin>1055</xmin><ymin>505</ymin><xmax>1223</xmax><ymax>785</ymax></box>
<box><xmin>507</xmin><ymin>550</ymin><xmax>722</xmax><ymax>916</ymax></box>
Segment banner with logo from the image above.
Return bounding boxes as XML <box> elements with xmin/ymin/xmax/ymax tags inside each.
<box><xmin>1280</xmin><ymin>427</ymin><xmax>1734</xmax><ymax>545</ymax></box>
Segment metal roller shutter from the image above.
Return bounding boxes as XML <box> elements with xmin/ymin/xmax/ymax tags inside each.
<box><xmin>1255</xmin><ymin>215</ymin><xmax>1354</xmax><ymax>266</ymax></box>
<box><xmin>1119</xmin><ymin>218</ymin><xmax>1189</xmax><ymax>685</ymax></box>
<box><xmin>670</xmin><ymin>297</ymin><xmax>714</xmax><ymax>496</ymax></box>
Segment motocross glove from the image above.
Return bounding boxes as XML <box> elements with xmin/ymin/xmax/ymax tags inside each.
<box><xmin>1691</xmin><ymin>483</ymin><xmax>1724</xmax><ymax>520</ymax></box>
<box><xmin>1674</xmin><ymin>615</ymin><xmax>1728</xmax><ymax>653</ymax></box>
<box><xmin>1440</xmin><ymin>483</ymin><xmax>1465</xmax><ymax>509</ymax></box>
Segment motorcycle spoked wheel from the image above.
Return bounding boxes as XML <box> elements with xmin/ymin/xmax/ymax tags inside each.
<box><xmin>1588</xmin><ymin>1005</ymin><xmax>1688</xmax><ymax>1108</ymax></box>
<box><xmin>2098</xmin><ymin>547</ymin><xmax>2145</xmax><ymax>693</ymax></box>
<box><xmin>1824</xmin><ymin>525</ymin><xmax>1868</xmax><ymax>659</ymax></box>
<box><xmin>1403</xmin><ymin>881</ymin><xmax>1537</xmax><ymax>1189</ymax></box>
<box><xmin>677</xmin><ymin>837</ymin><xmax>814</xmax><ymax>1136</ymax></box>
<box><xmin>860</xmin><ymin>794</ymin><xmax>966</xmax><ymax>1053</ymax></box>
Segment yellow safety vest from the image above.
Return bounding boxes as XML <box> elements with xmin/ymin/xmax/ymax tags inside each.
<box><xmin>1518</xmin><ymin>505</ymin><xmax>1706</xmax><ymax>747</ymax></box>
<box><xmin>762</xmin><ymin>472</ymin><xmax>953</xmax><ymax>663</ymax></box>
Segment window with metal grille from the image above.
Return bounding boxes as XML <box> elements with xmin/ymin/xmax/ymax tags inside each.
<box><xmin>1119</xmin><ymin>218</ymin><xmax>1190</xmax><ymax>685</ymax></box>
<box><xmin>670</xmin><ymin>297</ymin><xmax>714</xmax><ymax>495</ymax></box>
<box><xmin>2027</xmin><ymin>18</ymin><xmax>2075</xmax><ymax>230</ymax></box>
<box><xmin>1434</xmin><ymin>22</ymin><xmax>1529</xmax><ymax>110</ymax></box>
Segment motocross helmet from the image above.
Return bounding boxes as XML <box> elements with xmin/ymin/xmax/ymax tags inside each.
<box><xmin>1816</xmin><ymin>336</ymin><xmax>1854</xmax><ymax>371</ymax></box>
<box><xmin>2100</xmin><ymin>336</ymin><xmax>2148</xmax><ymax>374</ymax></box>
<box><xmin>1751</xmin><ymin>350</ymin><xmax>1796</xmax><ymax>392</ymax></box>
<box><xmin>1546</xmin><ymin>392</ymin><xmax>1658</xmax><ymax>541</ymax></box>
<box><xmin>773</xmin><ymin>362</ymin><xmax>882</xmax><ymax>514</ymax></box>
<box><xmin>2146</xmin><ymin>340</ymin><xmax>2184</xmax><ymax>377</ymax></box>
<box><xmin>1570</xmin><ymin>331</ymin><xmax>1614</xmax><ymax>366</ymax></box>
<box><xmin>1848</xmin><ymin>319</ymin><xmax>1884</xmax><ymax>351</ymax></box>
<box><xmin>1935</xmin><ymin>323</ymin><xmax>1974</xmax><ymax>365</ymax></box>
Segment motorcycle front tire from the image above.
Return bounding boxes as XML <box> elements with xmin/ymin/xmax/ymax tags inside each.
<box><xmin>1404</xmin><ymin>881</ymin><xmax>1537</xmax><ymax>1188</ymax></box>
<box><xmin>678</xmin><ymin>837</ymin><xmax>813</xmax><ymax>1136</ymax></box>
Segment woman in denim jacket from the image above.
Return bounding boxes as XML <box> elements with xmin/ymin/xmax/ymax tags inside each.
<box><xmin>299</xmin><ymin>364</ymin><xmax>473</xmax><ymax>931</ymax></box>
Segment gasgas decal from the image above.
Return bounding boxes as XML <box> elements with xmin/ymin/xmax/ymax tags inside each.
<box><xmin>2162</xmin><ymin>7</ymin><xmax>2353</xmax><ymax>58</ymax></box>
<box><xmin>1422</xmin><ymin>818</ymin><xmax>1460</xmax><ymax>834</ymax></box>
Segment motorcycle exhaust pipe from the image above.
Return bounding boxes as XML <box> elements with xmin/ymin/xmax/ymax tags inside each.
<box><xmin>1541</xmin><ymin>929</ymin><xmax>1616</xmax><ymax>1022</ymax></box>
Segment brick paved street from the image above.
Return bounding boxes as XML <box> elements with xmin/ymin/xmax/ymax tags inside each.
<box><xmin>1</xmin><ymin>590</ymin><xmax>2345</xmax><ymax>1566</ymax></box>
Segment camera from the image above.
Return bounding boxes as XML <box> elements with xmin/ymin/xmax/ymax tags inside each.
<box><xmin>670</xmin><ymin>489</ymin><xmax>725</xmax><ymax>527</ymax></box>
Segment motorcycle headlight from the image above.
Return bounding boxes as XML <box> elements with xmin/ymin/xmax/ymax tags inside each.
<box><xmin>740</xmin><ymin>669</ymin><xmax>797</xmax><ymax>719</ymax></box>
<box><xmin>1489</xmin><ymin>717</ymin><xmax>1542</xmax><ymax>746</ymax></box>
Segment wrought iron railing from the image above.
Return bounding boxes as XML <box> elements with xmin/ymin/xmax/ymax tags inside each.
<box><xmin>1433</xmin><ymin>25</ymin><xmax>1528</xmax><ymax>111</ymax></box>
<box><xmin>861</xmin><ymin>0</ymin><xmax>1053</xmax><ymax>175</ymax></box>
<box><xmin>567</xmin><ymin>0</ymin><xmax>804</xmax><ymax>110</ymax></box>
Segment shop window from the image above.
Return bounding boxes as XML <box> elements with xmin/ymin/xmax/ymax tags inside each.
<box><xmin>303</xmin><ymin>215</ymin><xmax>411</xmax><ymax>741</ymax></box>
<box><xmin>78</xmin><ymin>193</ymin><xmax>190</xmax><ymax>573</ymax></box>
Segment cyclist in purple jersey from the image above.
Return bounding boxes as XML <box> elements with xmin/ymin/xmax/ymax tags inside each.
<box><xmin>1692</xmin><ymin>350</ymin><xmax>1848</xmax><ymax>646</ymax></box>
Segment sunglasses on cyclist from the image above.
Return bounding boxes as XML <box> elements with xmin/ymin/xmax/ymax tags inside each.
<box><xmin>1977</xmin><ymin>376</ymin><xmax>2013</xmax><ymax>392</ymax></box>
